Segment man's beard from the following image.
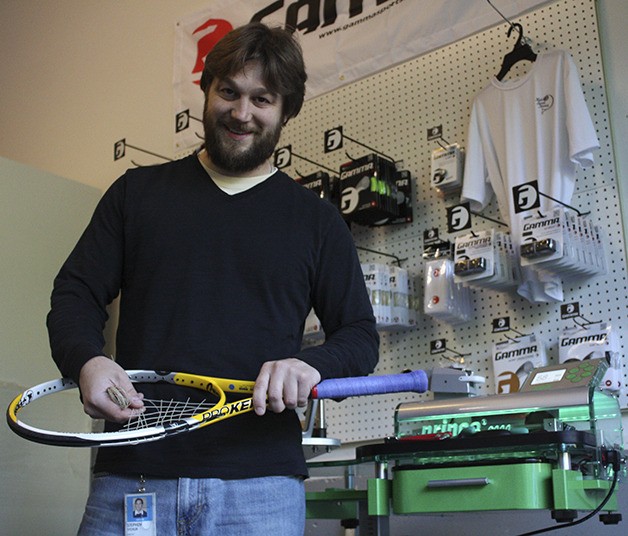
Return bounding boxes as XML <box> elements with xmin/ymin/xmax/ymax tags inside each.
<box><xmin>203</xmin><ymin>112</ymin><xmax>282</xmax><ymax>175</ymax></box>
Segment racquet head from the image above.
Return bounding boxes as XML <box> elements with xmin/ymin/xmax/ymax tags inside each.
<box><xmin>6</xmin><ymin>371</ymin><xmax>255</xmax><ymax>448</ymax></box>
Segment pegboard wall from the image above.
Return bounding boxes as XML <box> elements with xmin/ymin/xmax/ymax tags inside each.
<box><xmin>279</xmin><ymin>0</ymin><xmax>628</xmax><ymax>443</ymax></box>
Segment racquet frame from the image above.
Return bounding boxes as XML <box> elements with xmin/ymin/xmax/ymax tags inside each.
<box><xmin>6</xmin><ymin>370</ymin><xmax>256</xmax><ymax>447</ymax></box>
<box><xmin>6</xmin><ymin>369</ymin><xmax>428</xmax><ymax>448</ymax></box>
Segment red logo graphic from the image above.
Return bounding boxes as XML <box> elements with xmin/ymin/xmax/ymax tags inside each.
<box><xmin>192</xmin><ymin>18</ymin><xmax>233</xmax><ymax>85</ymax></box>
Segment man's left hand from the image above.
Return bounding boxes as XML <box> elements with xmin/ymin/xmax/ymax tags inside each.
<box><xmin>253</xmin><ymin>358</ymin><xmax>321</xmax><ymax>416</ymax></box>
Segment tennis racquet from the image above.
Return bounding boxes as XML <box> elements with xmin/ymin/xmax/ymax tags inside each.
<box><xmin>6</xmin><ymin>369</ymin><xmax>428</xmax><ymax>448</ymax></box>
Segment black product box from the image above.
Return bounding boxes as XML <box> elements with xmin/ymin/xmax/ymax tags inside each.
<box><xmin>339</xmin><ymin>154</ymin><xmax>396</xmax><ymax>225</ymax></box>
<box><xmin>297</xmin><ymin>171</ymin><xmax>331</xmax><ymax>200</ymax></box>
<box><xmin>296</xmin><ymin>171</ymin><xmax>341</xmax><ymax>210</ymax></box>
<box><xmin>383</xmin><ymin>169</ymin><xmax>413</xmax><ymax>225</ymax></box>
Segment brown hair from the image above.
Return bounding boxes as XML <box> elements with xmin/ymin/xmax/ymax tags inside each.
<box><xmin>200</xmin><ymin>22</ymin><xmax>307</xmax><ymax>121</ymax></box>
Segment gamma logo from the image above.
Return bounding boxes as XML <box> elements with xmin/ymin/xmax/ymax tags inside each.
<box><xmin>492</xmin><ymin>316</ymin><xmax>510</xmax><ymax>333</ymax></box>
<box><xmin>274</xmin><ymin>146</ymin><xmax>292</xmax><ymax>169</ymax></box>
<box><xmin>430</xmin><ymin>339</ymin><xmax>446</xmax><ymax>354</ymax></box>
<box><xmin>560</xmin><ymin>302</ymin><xmax>581</xmax><ymax>319</ymax></box>
<box><xmin>497</xmin><ymin>372</ymin><xmax>519</xmax><ymax>394</ymax></box>
<box><xmin>447</xmin><ymin>203</ymin><xmax>471</xmax><ymax>233</ymax></box>
<box><xmin>325</xmin><ymin>127</ymin><xmax>343</xmax><ymax>152</ymax></box>
<box><xmin>512</xmin><ymin>181</ymin><xmax>540</xmax><ymax>214</ymax></box>
<box><xmin>191</xmin><ymin>19</ymin><xmax>233</xmax><ymax>85</ymax></box>
<box><xmin>250</xmin><ymin>0</ymin><xmax>397</xmax><ymax>34</ymax></box>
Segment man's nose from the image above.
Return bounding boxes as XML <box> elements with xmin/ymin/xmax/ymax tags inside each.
<box><xmin>231</xmin><ymin>98</ymin><xmax>252</xmax><ymax>123</ymax></box>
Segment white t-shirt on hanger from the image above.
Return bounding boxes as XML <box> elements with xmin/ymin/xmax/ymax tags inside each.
<box><xmin>461</xmin><ymin>49</ymin><xmax>599</xmax><ymax>303</ymax></box>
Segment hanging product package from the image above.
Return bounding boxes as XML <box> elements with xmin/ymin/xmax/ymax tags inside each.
<box><xmin>424</xmin><ymin>257</ymin><xmax>472</xmax><ymax>325</ymax></box>
<box><xmin>339</xmin><ymin>154</ymin><xmax>398</xmax><ymax>225</ymax></box>
<box><xmin>559</xmin><ymin>322</ymin><xmax>622</xmax><ymax>393</ymax></box>
<box><xmin>430</xmin><ymin>143</ymin><xmax>464</xmax><ymax>197</ymax></box>
<box><xmin>492</xmin><ymin>334</ymin><xmax>548</xmax><ymax>394</ymax></box>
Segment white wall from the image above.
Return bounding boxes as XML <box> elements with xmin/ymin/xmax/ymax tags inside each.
<box><xmin>597</xmin><ymin>0</ymin><xmax>628</xmax><ymax>253</ymax></box>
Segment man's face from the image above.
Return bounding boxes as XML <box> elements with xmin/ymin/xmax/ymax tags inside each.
<box><xmin>203</xmin><ymin>60</ymin><xmax>285</xmax><ymax>177</ymax></box>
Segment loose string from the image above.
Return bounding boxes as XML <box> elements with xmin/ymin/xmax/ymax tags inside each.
<box><xmin>121</xmin><ymin>398</ymin><xmax>217</xmax><ymax>430</ymax></box>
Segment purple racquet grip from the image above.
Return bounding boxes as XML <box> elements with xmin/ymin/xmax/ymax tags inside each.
<box><xmin>311</xmin><ymin>370</ymin><xmax>428</xmax><ymax>399</ymax></box>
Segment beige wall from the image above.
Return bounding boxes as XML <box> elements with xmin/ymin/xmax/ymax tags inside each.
<box><xmin>0</xmin><ymin>0</ymin><xmax>212</xmax><ymax>192</ymax></box>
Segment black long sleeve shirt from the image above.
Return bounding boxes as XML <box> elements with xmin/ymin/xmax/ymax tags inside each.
<box><xmin>47</xmin><ymin>155</ymin><xmax>378</xmax><ymax>478</ymax></box>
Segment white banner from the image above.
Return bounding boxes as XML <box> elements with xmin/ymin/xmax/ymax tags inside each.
<box><xmin>173</xmin><ymin>0</ymin><xmax>550</xmax><ymax>152</ymax></box>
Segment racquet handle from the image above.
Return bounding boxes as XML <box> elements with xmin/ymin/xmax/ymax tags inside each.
<box><xmin>311</xmin><ymin>370</ymin><xmax>428</xmax><ymax>399</ymax></box>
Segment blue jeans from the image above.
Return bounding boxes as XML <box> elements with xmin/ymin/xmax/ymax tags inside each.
<box><xmin>78</xmin><ymin>473</ymin><xmax>305</xmax><ymax>536</ymax></box>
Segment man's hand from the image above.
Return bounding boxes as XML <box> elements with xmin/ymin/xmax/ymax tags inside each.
<box><xmin>78</xmin><ymin>356</ymin><xmax>144</xmax><ymax>422</ymax></box>
<box><xmin>253</xmin><ymin>358</ymin><xmax>321</xmax><ymax>416</ymax></box>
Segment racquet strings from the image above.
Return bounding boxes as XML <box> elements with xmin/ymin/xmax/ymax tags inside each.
<box><xmin>121</xmin><ymin>397</ymin><xmax>217</xmax><ymax>430</ymax></box>
<box><xmin>108</xmin><ymin>382</ymin><xmax>222</xmax><ymax>432</ymax></box>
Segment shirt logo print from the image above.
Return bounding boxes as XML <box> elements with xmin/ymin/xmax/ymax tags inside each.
<box><xmin>536</xmin><ymin>94</ymin><xmax>554</xmax><ymax>114</ymax></box>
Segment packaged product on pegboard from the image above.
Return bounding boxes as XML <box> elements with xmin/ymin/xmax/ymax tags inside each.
<box><xmin>492</xmin><ymin>334</ymin><xmax>548</xmax><ymax>394</ymax></box>
<box><xmin>559</xmin><ymin>322</ymin><xmax>622</xmax><ymax>393</ymax></box>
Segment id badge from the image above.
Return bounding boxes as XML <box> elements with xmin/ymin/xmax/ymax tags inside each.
<box><xmin>124</xmin><ymin>492</ymin><xmax>157</xmax><ymax>535</ymax></box>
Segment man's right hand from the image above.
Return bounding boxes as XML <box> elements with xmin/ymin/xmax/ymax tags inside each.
<box><xmin>78</xmin><ymin>356</ymin><xmax>145</xmax><ymax>422</ymax></box>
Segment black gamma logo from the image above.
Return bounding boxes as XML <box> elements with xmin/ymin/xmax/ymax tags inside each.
<box><xmin>324</xmin><ymin>127</ymin><xmax>343</xmax><ymax>153</ymax></box>
<box><xmin>447</xmin><ymin>203</ymin><xmax>471</xmax><ymax>233</ymax></box>
<box><xmin>512</xmin><ymin>181</ymin><xmax>540</xmax><ymax>213</ymax></box>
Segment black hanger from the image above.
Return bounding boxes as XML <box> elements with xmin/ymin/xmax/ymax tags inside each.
<box><xmin>495</xmin><ymin>23</ymin><xmax>537</xmax><ymax>81</ymax></box>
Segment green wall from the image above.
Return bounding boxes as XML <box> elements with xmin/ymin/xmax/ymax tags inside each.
<box><xmin>0</xmin><ymin>157</ymin><xmax>102</xmax><ymax>535</ymax></box>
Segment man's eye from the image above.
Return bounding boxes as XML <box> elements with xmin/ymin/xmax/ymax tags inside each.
<box><xmin>255</xmin><ymin>95</ymin><xmax>275</xmax><ymax>106</ymax></box>
<box><xmin>219</xmin><ymin>88</ymin><xmax>236</xmax><ymax>98</ymax></box>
